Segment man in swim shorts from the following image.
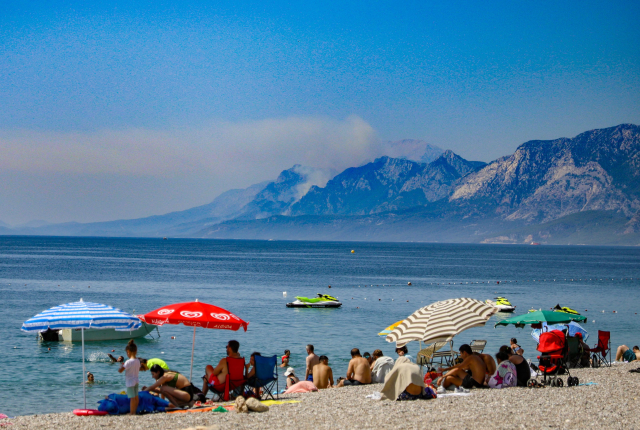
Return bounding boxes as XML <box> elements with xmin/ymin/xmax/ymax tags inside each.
<box><xmin>201</xmin><ymin>340</ymin><xmax>242</xmax><ymax>395</ymax></box>
<box><xmin>438</xmin><ymin>344</ymin><xmax>487</xmax><ymax>389</ymax></box>
<box><xmin>616</xmin><ymin>345</ymin><xmax>640</xmax><ymax>362</ymax></box>
<box><xmin>305</xmin><ymin>344</ymin><xmax>319</xmax><ymax>382</ymax></box>
<box><xmin>337</xmin><ymin>348</ymin><xmax>372</xmax><ymax>387</ymax></box>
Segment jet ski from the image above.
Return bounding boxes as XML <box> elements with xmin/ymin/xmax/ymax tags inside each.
<box><xmin>485</xmin><ymin>297</ymin><xmax>516</xmax><ymax>313</ymax></box>
<box><xmin>286</xmin><ymin>293</ymin><xmax>342</xmax><ymax>308</ymax></box>
<box><xmin>552</xmin><ymin>304</ymin><xmax>580</xmax><ymax>315</ymax></box>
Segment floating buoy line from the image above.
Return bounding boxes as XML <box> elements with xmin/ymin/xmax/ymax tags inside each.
<box><xmin>311</xmin><ymin>277</ymin><xmax>639</xmax><ymax>313</ymax></box>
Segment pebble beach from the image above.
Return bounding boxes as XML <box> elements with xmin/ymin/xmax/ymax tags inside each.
<box><xmin>6</xmin><ymin>363</ymin><xmax>639</xmax><ymax>430</ymax></box>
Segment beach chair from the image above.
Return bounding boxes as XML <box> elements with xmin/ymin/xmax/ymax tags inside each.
<box><xmin>247</xmin><ymin>354</ymin><xmax>279</xmax><ymax>400</ymax></box>
<box><xmin>590</xmin><ymin>330</ymin><xmax>611</xmax><ymax>368</ymax></box>
<box><xmin>207</xmin><ymin>357</ymin><xmax>247</xmax><ymax>401</ymax></box>
<box><xmin>470</xmin><ymin>340</ymin><xmax>487</xmax><ymax>354</ymax></box>
<box><xmin>429</xmin><ymin>341</ymin><xmax>457</xmax><ymax>367</ymax></box>
<box><xmin>417</xmin><ymin>341</ymin><xmax>448</xmax><ymax>368</ymax></box>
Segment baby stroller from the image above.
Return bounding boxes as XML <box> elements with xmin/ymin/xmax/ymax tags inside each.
<box><xmin>532</xmin><ymin>329</ymin><xmax>579</xmax><ymax>387</ymax></box>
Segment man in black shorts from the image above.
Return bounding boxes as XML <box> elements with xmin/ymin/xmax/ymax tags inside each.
<box><xmin>438</xmin><ymin>344</ymin><xmax>487</xmax><ymax>390</ymax></box>
<box><xmin>337</xmin><ymin>348</ymin><xmax>372</xmax><ymax>387</ymax></box>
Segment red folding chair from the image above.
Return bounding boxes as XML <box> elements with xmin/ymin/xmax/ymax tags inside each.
<box><xmin>590</xmin><ymin>330</ymin><xmax>611</xmax><ymax>367</ymax></box>
<box><xmin>208</xmin><ymin>357</ymin><xmax>248</xmax><ymax>401</ymax></box>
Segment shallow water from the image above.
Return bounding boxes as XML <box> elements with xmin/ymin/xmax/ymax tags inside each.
<box><xmin>1</xmin><ymin>236</ymin><xmax>639</xmax><ymax>416</ymax></box>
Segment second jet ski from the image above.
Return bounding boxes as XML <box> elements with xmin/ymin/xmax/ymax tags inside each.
<box><xmin>486</xmin><ymin>296</ymin><xmax>516</xmax><ymax>312</ymax></box>
<box><xmin>286</xmin><ymin>293</ymin><xmax>342</xmax><ymax>308</ymax></box>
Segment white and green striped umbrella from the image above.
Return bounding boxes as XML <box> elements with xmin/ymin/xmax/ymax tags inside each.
<box><xmin>386</xmin><ymin>298</ymin><xmax>498</xmax><ymax>347</ymax></box>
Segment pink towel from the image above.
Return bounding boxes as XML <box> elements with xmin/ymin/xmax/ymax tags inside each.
<box><xmin>283</xmin><ymin>381</ymin><xmax>318</xmax><ymax>394</ymax></box>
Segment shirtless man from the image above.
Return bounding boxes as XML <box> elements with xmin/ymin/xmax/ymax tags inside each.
<box><xmin>337</xmin><ymin>348</ymin><xmax>372</xmax><ymax>387</ymax></box>
<box><xmin>616</xmin><ymin>345</ymin><xmax>640</xmax><ymax>362</ymax></box>
<box><xmin>305</xmin><ymin>344</ymin><xmax>320</xmax><ymax>382</ymax></box>
<box><xmin>312</xmin><ymin>355</ymin><xmax>334</xmax><ymax>389</ymax></box>
<box><xmin>475</xmin><ymin>352</ymin><xmax>496</xmax><ymax>383</ymax></box>
<box><xmin>201</xmin><ymin>340</ymin><xmax>241</xmax><ymax>396</ymax></box>
<box><xmin>438</xmin><ymin>344</ymin><xmax>487</xmax><ymax>389</ymax></box>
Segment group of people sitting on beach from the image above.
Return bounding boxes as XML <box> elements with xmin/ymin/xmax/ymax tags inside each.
<box><xmin>99</xmin><ymin>334</ymin><xmax>640</xmax><ymax>409</ymax></box>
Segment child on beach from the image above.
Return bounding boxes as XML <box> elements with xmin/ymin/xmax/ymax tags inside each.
<box><xmin>118</xmin><ymin>340</ymin><xmax>140</xmax><ymax>415</ymax></box>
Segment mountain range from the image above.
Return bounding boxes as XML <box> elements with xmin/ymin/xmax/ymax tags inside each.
<box><xmin>3</xmin><ymin>125</ymin><xmax>640</xmax><ymax>245</ymax></box>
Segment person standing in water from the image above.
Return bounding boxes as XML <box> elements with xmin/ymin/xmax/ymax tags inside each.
<box><xmin>118</xmin><ymin>340</ymin><xmax>140</xmax><ymax>415</ymax></box>
<box><xmin>280</xmin><ymin>350</ymin><xmax>291</xmax><ymax>368</ymax></box>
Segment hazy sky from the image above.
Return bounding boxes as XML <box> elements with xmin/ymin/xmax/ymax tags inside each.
<box><xmin>1</xmin><ymin>1</ymin><xmax>639</xmax><ymax>224</ymax></box>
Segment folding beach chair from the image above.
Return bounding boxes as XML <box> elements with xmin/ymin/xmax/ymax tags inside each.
<box><xmin>417</xmin><ymin>341</ymin><xmax>448</xmax><ymax>368</ymax></box>
<box><xmin>207</xmin><ymin>356</ymin><xmax>247</xmax><ymax>401</ymax></box>
<box><xmin>430</xmin><ymin>340</ymin><xmax>457</xmax><ymax>367</ymax></box>
<box><xmin>247</xmin><ymin>355</ymin><xmax>279</xmax><ymax>400</ymax></box>
<box><xmin>590</xmin><ymin>330</ymin><xmax>611</xmax><ymax>368</ymax></box>
<box><xmin>470</xmin><ymin>340</ymin><xmax>487</xmax><ymax>354</ymax></box>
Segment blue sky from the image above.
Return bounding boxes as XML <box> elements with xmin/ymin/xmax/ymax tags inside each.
<box><xmin>1</xmin><ymin>1</ymin><xmax>639</xmax><ymax>224</ymax></box>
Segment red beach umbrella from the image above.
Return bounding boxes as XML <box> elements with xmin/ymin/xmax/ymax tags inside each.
<box><xmin>139</xmin><ymin>299</ymin><xmax>249</xmax><ymax>381</ymax></box>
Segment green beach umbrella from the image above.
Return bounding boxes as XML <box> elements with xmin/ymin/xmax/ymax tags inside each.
<box><xmin>495</xmin><ymin>310</ymin><xmax>586</xmax><ymax>328</ymax></box>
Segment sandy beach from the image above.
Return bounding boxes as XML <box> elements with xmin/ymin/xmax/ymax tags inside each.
<box><xmin>5</xmin><ymin>362</ymin><xmax>639</xmax><ymax>430</ymax></box>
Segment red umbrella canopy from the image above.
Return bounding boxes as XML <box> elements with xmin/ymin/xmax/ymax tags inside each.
<box><xmin>139</xmin><ymin>301</ymin><xmax>248</xmax><ymax>331</ymax></box>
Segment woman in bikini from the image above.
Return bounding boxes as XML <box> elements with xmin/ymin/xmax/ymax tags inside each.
<box><xmin>142</xmin><ymin>364</ymin><xmax>201</xmax><ymax>407</ymax></box>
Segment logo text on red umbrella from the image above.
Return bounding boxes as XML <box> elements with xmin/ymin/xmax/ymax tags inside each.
<box><xmin>157</xmin><ymin>309</ymin><xmax>175</xmax><ymax>315</ymax></box>
<box><xmin>180</xmin><ymin>311</ymin><xmax>203</xmax><ymax>318</ymax></box>
<box><xmin>210</xmin><ymin>313</ymin><xmax>231</xmax><ymax>321</ymax></box>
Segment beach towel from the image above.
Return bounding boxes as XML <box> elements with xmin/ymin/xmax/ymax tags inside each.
<box><xmin>488</xmin><ymin>360</ymin><xmax>517</xmax><ymax>388</ymax></box>
<box><xmin>283</xmin><ymin>381</ymin><xmax>317</xmax><ymax>394</ymax></box>
<box><xmin>371</xmin><ymin>356</ymin><xmax>395</xmax><ymax>383</ymax></box>
<box><xmin>381</xmin><ymin>357</ymin><xmax>425</xmax><ymax>401</ymax></box>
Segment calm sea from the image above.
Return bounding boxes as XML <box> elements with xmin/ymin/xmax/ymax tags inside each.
<box><xmin>1</xmin><ymin>236</ymin><xmax>639</xmax><ymax>416</ymax></box>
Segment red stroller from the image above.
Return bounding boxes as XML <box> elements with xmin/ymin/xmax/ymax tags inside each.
<box><xmin>534</xmin><ymin>329</ymin><xmax>579</xmax><ymax>387</ymax></box>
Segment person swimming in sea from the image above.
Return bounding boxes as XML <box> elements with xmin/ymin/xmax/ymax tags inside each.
<box><xmin>280</xmin><ymin>350</ymin><xmax>291</xmax><ymax>368</ymax></box>
<box><xmin>108</xmin><ymin>353</ymin><xmax>125</xmax><ymax>363</ymax></box>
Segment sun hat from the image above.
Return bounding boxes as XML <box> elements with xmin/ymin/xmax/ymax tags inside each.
<box><xmin>284</xmin><ymin>367</ymin><xmax>295</xmax><ymax>377</ymax></box>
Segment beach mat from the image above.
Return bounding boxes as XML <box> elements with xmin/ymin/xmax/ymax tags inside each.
<box><xmin>167</xmin><ymin>405</ymin><xmax>234</xmax><ymax>414</ymax></box>
<box><xmin>166</xmin><ymin>399</ymin><xmax>298</xmax><ymax>414</ymax></box>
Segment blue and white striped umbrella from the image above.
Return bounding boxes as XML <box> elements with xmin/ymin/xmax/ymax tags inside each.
<box><xmin>21</xmin><ymin>299</ymin><xmax>142</xmax><ymax>332</ymax></box>
<box><xmin>21</xmin><ymin>299</ymin><xmax>141</xmax><ymax>409</ymax></box>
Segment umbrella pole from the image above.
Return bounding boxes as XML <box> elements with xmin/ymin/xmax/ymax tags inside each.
<box><xmin>190</xmin><ymin>326</ymin><xmax>196</xmax><ymax>382</ymax></box>
<box><xmin>82</xmin><ymin>328</ymin><xmax>86</xmax><ymax>409</ymax></box>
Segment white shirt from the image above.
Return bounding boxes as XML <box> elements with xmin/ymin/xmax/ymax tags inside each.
<box><xmin>123</xmin><ymin>358</ymin><xmax>140</xmax><ymax>387</ymax></box>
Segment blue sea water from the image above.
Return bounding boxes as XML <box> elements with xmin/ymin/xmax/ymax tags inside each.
<box><xmin>1</xmin><ymin>236</ymin><xmax>640</xmax><ymax>416</ymax></box>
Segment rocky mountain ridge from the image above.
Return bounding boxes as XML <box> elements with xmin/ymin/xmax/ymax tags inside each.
<box><xmin>3</xmin><ymin>124</ymin><xmax>639</xmax><ymax>245</ymax></box>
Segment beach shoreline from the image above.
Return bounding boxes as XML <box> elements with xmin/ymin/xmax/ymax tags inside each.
<box><xmin>5</xmin><ymin>362</ymin><xmax>639</xmax><ymax>430</ymax></box>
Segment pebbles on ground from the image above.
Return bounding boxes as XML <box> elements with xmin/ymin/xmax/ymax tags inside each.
<box><xmin>6</xmin><ymin>363</ymin><xmax>640</xmax><ymax>430</ymax></box>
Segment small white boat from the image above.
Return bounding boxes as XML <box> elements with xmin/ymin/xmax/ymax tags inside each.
<box><xmin>486</xmin><ymin>297</ymin><xmax>516</xmax><ymax>313</ymax></box>
<box><xmin>58</xmin><ymin>322</ymin><xmax>157</xmax><ymax>342</ymax></box>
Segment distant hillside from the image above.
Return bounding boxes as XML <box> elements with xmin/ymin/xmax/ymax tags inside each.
<box><xmin>450</xmin><ymin>124</ymin><xmax>640</xmax><ymax>223</ymax></box>
<box><xmin>290</xmin><ymin>151</ymin><xmax>484</xmax><ymax>216</ymax></box>
<box><xmin>4</xmin><ymin>124</ymin><xmax>640</xmax><ymax>246</ymax></box>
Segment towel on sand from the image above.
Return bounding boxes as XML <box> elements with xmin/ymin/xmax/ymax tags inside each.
<box><xmin>371</xmin><ymin>356</ymin><xmax>395</xmax><ymax>383</ymax></box>
<box><xmin>381</xmin><ymin>357</ymin><xmax>424</xmax><ymax>401</ymax></box>
<box><xmin>283</xmin><ymin>381</ymin><xmax>317</xmax><ymax>394</ymax></box>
